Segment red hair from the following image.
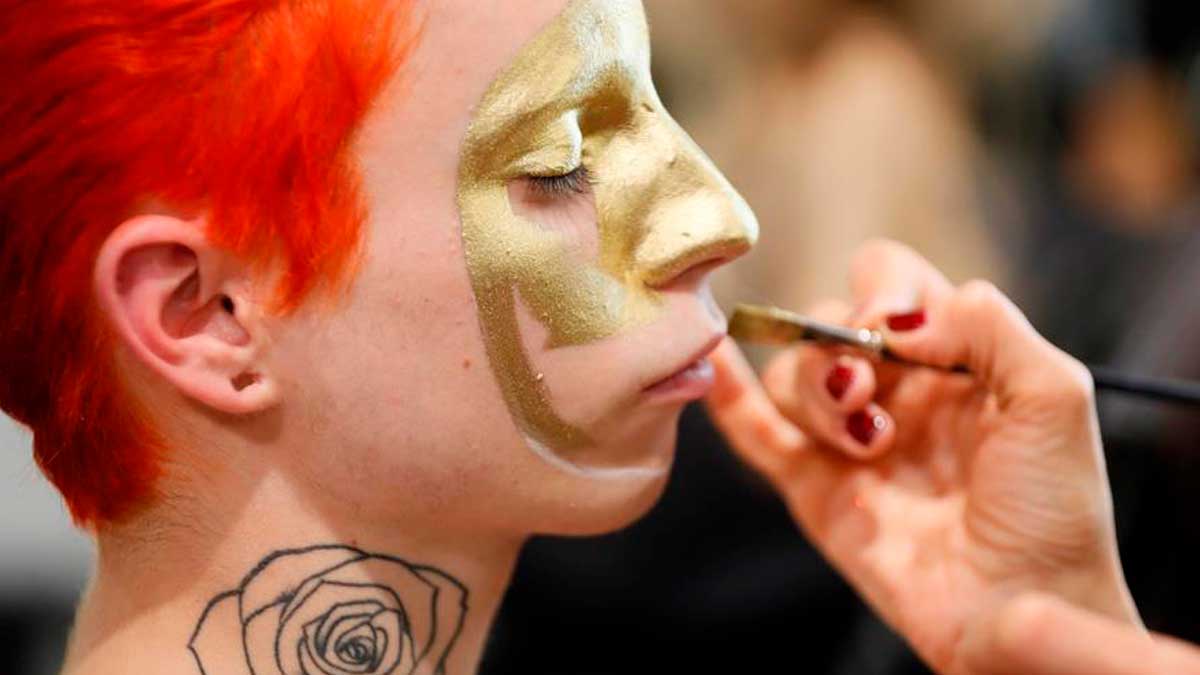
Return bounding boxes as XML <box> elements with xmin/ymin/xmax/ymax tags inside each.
<box><xmin>0</xmin><ymin>0</ymin><xmax>412</xmax><ymax>526</ymax></box>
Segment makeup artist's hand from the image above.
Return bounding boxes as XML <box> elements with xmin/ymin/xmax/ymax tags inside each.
<box><xmin>705</xmin><ymin>239</ymin><xmax>1141</xmax><ymax>674</ymax></box>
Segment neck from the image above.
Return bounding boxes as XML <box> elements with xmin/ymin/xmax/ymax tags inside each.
<box><xmin>63</xmin><ymin>472</ymin><xmax>523</xmax><ymax>675</ymax></box>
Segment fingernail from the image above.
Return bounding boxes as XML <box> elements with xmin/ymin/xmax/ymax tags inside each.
<box><xmin>886</xmin><ymin>309</ymin><xmax>926</xmax><ymax>332</ymax></box>
<box><xmin>847</xmin><ymin>411</ymin><xmax>886</xmax><ymax>446</ymax></box>
<box><xmin>825</xmin><ymin>365</ymin><xmax>854</xmax><ymax>401</ymax></box>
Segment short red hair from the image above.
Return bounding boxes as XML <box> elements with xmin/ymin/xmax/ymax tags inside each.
<box><xmin>0</xmin><ymin>0</ymin><xmax>412</xmax><ymax>526</ymax></box>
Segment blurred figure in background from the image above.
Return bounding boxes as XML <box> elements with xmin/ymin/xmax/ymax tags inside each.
<box><xmin>1006</xmin><ymin>0</ymin><xmax>1199</xmax><ymax>362</ymax></box>
<box><xmin>1011</xmin><ymin>0</ymin><xmax>1200</xmax><ymax>646</ymax></box>
<box><xmin>648</xmin><ymin>0</ymin><xmax>1007</xmax><ymax>317</ymax></box>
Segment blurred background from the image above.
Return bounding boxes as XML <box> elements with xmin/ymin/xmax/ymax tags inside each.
<box><xmin>4</xmin><ymin>0</ymin><xmax>1200</xmax><ymax>672</ymax></box>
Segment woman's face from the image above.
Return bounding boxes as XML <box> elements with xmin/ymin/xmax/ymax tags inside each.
<box><xmin>278</xmin><ymin>0</ymin><xmax>757</xmax><ymax>535</ymax></box>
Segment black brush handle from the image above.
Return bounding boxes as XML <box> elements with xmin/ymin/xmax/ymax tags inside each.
<box><xmin>878</xmin><ymin>349</ymin><xmax>1200</xmax><ymax>406</ymax></box>
<box><xmin>730</xmin><ymin>307</ymin><xmax>1200</xmax><ymax>407</ymax></box>
<box><xmin>1088</xmin><ymin>365</ymin><xmax>1200</xmax><ymax>406</ymax></box>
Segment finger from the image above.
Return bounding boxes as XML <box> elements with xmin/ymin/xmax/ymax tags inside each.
<box><xmin>793</xmin><ymin>300</ymin><xmax>877</xmax><ymax>414</ymax></box>
<box><xmin>761</xmin><ymin>296</ymin><xmax>895</xmax><ymax>460</ymax></box>
<box><xmin>789</xmin><ymin>299</ymin><xmax>893</xmax><ymax>459</ymax></box>
<box><xmin>884</xmin><ymin>280</ymin><xmax>1093</xmax><ymax>409</ymax></box>
<box><xmin>842</xmin><ymin>240</ymin><xmax>956</xmax><ymax>399</ymax></box>
<box><xmin>706</xmin><ymin>337</ymin><xmax>871</xmax><ymax>546</ymax></box>
<box><xmin>705</xmin><ymin>338</ymin><xmax>807</xmax><ymax>477</ymax></box>
<box><xmin>964</xmin><ymin>593</ymin><xmax>1200</xmax><ymax>675</ymax></box>
<box><xmin>764</xmin><ymin>350</ymin><xmax>894</xmax><ymax>460</ymax></box>
<box><xmin>816</xmin><ymin>355</ymin><xmax>876</xmax><ymax>414</ymax></box>
<box><xmin>844</xmin><ymin>402</ymin><xmax>894</xmax><ymax>458</ymax></box>
<box><xmin>846</xmin><ymin>239</ymin><xmax>955</xmax><ymax>327</ymax></box>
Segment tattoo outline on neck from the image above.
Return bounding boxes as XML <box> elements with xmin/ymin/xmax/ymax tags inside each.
<box><xmin>189</xmin><ymin>544</ymin><xmax>468</xmax><ymax>675</ymax></box>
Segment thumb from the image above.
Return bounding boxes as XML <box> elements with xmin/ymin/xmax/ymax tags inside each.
<box><xmin>847</xmin><ymin>239</ymin><xmax>955</xmax><ymax>326</ymax></box>
<box><xmin>883</xmin><ymin>279</ymin><xmax>1094</xmax><ymax>409</ymax></box>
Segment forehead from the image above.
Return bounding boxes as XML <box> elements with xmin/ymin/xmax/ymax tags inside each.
<box><xmin>375</xmin><ymin>0</ymin><xmax>649</xmax><ymax>157</ymax></box>
<box><xmin>475</xmin><ymin>0</ymin><xmax>650</xmax><ymax>106</ymax></box>
<box><xmin>436</xmin><ymin>0</ymin><xmax>650</xmax><ymax>135</ymax></box>
<box><xmin>452</xmin><ymin>1</ymin><xmax>653</xmax><ymax>179</ymax></box>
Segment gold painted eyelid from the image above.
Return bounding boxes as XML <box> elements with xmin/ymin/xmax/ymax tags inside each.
<box><xmin>504</xmin><ymin>158</ymin><xmax>573</xmax><ymax>178</ymax></box>
<box><xmin>508</xmin><ymin>144</ymin><xmax>584</xmax><ymax>178</ymax></box>
<box><xmin>523</xmin><ymin>164</ymin><xmax>583</xmax><ymax>179</ymax></box>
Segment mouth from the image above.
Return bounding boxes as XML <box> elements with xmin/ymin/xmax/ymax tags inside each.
<box><xmin>641</xmin><ymin>333</ymin><xmax>725</xmax><ymax>403</ymax></box>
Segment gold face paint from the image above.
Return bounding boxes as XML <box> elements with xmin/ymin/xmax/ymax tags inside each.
<box><xmin>456</xmin><ymin>0</ymin><xmax>758</xmax><ymax>457</ymax></box>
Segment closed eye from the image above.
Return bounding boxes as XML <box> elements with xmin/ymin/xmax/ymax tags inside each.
<box><xmin>527</xmin><ymin>166</ymin><xmax>592</xmax><ymax>197</ymax></box>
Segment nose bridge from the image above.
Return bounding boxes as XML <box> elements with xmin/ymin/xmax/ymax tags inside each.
<box><xmin>632</xmin><ymin>118</ymin><xmax>759</xmax><ymax>287</ymax></box>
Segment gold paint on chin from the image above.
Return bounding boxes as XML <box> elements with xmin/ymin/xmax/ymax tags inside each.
<box><xmin>456</xmin><ymin>0</ymin><xmax>757</xmax><ymax>454</ymax></box>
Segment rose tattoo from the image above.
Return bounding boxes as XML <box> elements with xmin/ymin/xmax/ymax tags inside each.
<box><xmin>189</xmin><ymin>545</ymin><xmax>468</xmax><ymax>675</ymax></box>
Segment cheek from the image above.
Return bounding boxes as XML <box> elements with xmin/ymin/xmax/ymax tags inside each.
<box><xmin>280</xmin><ymin>196</ymin><xmax>532</xmax><ymax>472</ymax></box>
<box><xmin>353</xmin><ymin>224</ymin><xmax>497</xmax><ymax>419</ymax></box>
<box><xmin>509</xmin><ymin>298</ymin><xmax>642</xmax><ymax>426</ymax></box>
<box><xmin>525</xmin><ymin>285</ymin><xmax>721</xmax><ymax>427</ymax></box>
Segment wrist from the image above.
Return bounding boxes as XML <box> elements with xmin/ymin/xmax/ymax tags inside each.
<box><xmin>1052</xmin><ymin>557</ymin><xmax>1143</xmax><ymax>629</ymax></box>
<box><xmin>1088</xmin><ymin>574</ymin><xmax>1144</xmax><ymax>629</ymax></box>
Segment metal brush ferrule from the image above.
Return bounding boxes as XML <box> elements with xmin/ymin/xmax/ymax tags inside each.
<box><xmin>729</xmin><ymin>304</ymin><xmax>887</xmax><ymax>356</ymax></box>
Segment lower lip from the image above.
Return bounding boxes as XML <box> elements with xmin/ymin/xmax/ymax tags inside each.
<box><xmin>643</xmin><ymin>358</ymin><xmax>716</xmax><ymax>403</ymax></box>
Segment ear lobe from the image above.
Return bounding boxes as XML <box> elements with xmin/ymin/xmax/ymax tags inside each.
<box><xmin>94</xmin><ymin>215</ymin><xmax>280</xmax><ymax>415</ymax></box>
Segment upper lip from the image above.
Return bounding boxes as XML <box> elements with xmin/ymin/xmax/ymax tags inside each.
<box><xmin>643</xmin><ymin>332</ymin><xmax>725</xmax><ymax>390</ymax></box>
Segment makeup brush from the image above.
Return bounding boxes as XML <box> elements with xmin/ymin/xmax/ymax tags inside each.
<box><xmin>728</xmin><ymin>304</ymin><xmax>1200</xmax><ymax>406</ymax></box>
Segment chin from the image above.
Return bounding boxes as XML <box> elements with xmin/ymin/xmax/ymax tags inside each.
<box><xmin>530</xmin><ymin>431</ymin><xmax>679</xmax><ymax>537</ymax></box>
<box><xmin>565</xmin><ymin>471</ymin><xmax>671</xmax><ymax>536</ymax></box>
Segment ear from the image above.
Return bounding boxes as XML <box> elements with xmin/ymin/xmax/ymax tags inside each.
<box><xmin>94</xmin><ymin>214</ymin><xmax>280</xmax><ymax>415</ymax></box>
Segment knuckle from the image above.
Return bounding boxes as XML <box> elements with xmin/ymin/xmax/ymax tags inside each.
<box><xmin>957</xmin><ymin>279</ymin><xmax>1006</xmax><ymax>314</ymax></box>
<box><xmin>1040</xmin><ymin>353</ymin><xmax>1095</xmax><ymax>402</ymax></box>
<box><xmin>1061</xmin><ymin>356</ymin><xmax>1095</xmax><ymax>395</ymax></box>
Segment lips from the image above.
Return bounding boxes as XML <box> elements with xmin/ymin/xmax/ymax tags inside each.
<box><xmin>642</xmin><ymin>333</ymin><xmax>724</xmax><ymax>402</ymax></box>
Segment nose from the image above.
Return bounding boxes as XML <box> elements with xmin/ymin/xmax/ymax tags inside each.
<box><xmin>633</xmin><ymin>126</ymin><xmax>759</xmax><ymax>289</ymax></box>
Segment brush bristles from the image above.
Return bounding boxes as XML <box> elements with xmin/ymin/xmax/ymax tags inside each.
<box><xmin>728</xmin><ymin>305</ymin><xmax>811</xmax><ymax>345</ymax></box>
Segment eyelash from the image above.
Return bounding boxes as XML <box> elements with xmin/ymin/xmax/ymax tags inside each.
<box><xmin>528</xmin><ymin>166</ymin><xmax>592</xmax><ymax>197</ymax></box>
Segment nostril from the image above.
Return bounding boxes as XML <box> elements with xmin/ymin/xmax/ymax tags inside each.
<box><xmin>643</xmin><ymin>242</ymin><xmax>745</xmax><ymax>290</ymax></box>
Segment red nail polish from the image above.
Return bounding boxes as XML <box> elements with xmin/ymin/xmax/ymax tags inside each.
<box><xmin>886</xmin><ymin>310</ymin><xmax>926</xmax><ymax>332</ymax></box>
<box><xmin>847</xmin><ymin>411</ymin><xmax>885</xmax><ymax>446</ymax></box>
<box><xmin>825</xmin><ymin>365</ymin><xmax>854</xmax><ymax>401</ymax></box>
